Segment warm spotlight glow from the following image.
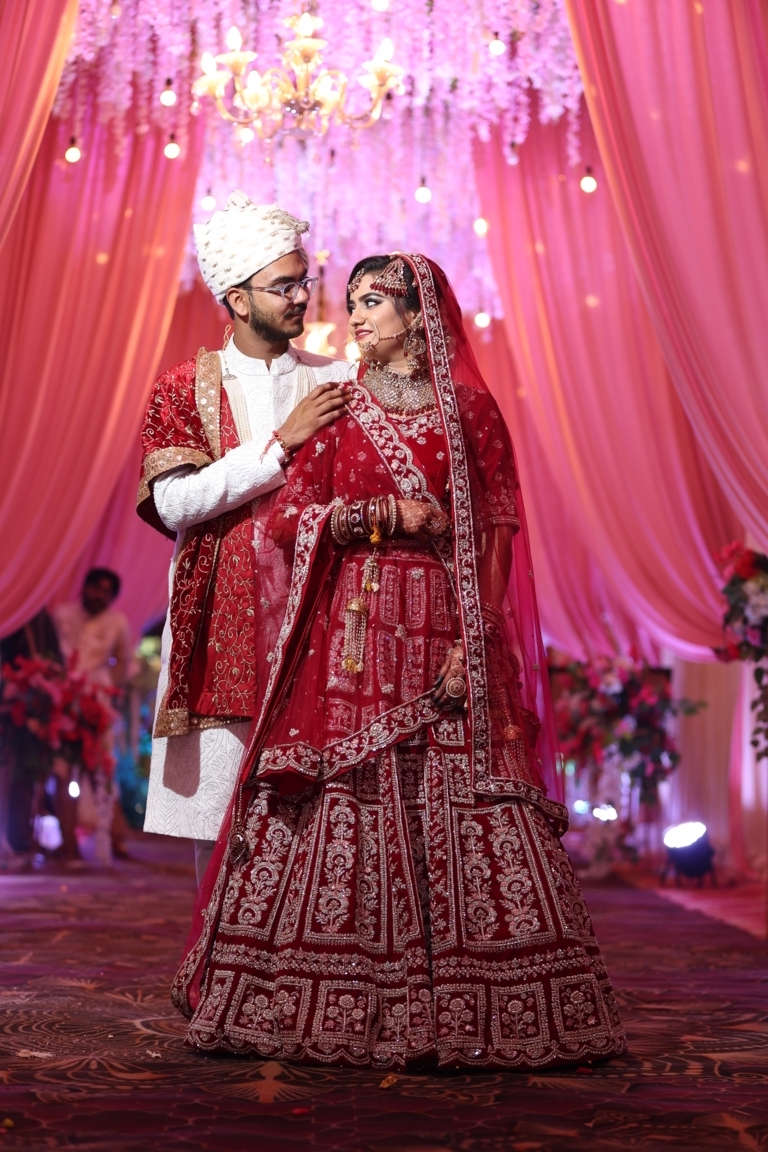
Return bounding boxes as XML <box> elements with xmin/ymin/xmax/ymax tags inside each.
<box><xmin>226</xmin><ymin>25</ymin><xmax>243</xmax><ymax>51</ymax></box>
<box><xmin>474</xmin><ymin>311</ymin><xmax>491</xmax><ymax>329</ymax></box>
<box><xmin>580</xmin><ymin>170</ymin><xmax>598</xmax><ymax>193</ymax></box>
<box><xmin>345</xmin><ymin>341</ymin><xmax>362</xmax><ymax>363</ymax></box>
<box><xmin>371</xmin><ymin>0</ymin><xmax>390</xmax><ymax>10</ymax></box>
<box><xmin>164</xmin><ymin>138</ymin><xmax>181</xmax><ymax>159</ymax></box>
<box><xmin>473</xmin><ymin>217</ymin><xmax>489</xmax><ymax>237</ymax></box>
<box><xmin>109</xmin><ymin>1</ymin><xmax>122</xmax><ymax>17</ymax></box>
<box><xmin>415</xmin><ymin>183</ymin><xmax>432</xmax><ymax>204</ymax></box>
<box><xmin>160</xmin><ymin>80</ymin><xmax>177</xmax><ymax>106</ymax></box>
<box><xmin>64</xmin><ymin>140</ymin><xmax>81</xmax><ymax>163</ymax></box>
<box><xmin>592</xmin><ymin>804</ymin><xmax>618</xmax><ymax>822</ymax></box>
<box><xmin>488</xmin><ymin>37</ymin><xmax>506</xmax><ymax>56</ymax></box>
<box><xmin>238</xmin><ymin>126</ymin><xmax>255</xmax><ymax>143</ymax></box>
<box><xmin>200</xmin><ymin>193</ymin><xmax>217</xmax><ymax>211</ymax></box>
<box><xmin>68</xmin><ymin>780</ymin><xmax>81</xmax><ymax>799</ymax></box>
<box><xmin>663</xmin><ymin>821</ymin><xmax>706</xmax><ymax>849</ymax></box>
<box><xmin>585</xmin><ymin>294</ymin><xmax>600</xmax><ymax>308</ymax></box>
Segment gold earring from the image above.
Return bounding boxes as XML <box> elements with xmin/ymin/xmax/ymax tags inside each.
<box><xmin>403</xmin><ymin>313</ymin><xmax>426</xmax><ymax>367</ymax></box>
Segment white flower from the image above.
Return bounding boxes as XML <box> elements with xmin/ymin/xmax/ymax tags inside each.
<box><xmin>600</xmin><ymin>672</ymin><xmax>623</xmax><ymax>696</ymax></box>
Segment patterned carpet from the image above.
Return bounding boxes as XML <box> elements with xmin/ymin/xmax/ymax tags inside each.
<box><xmin>1</xmin><ymin>832</ymin><xmax>767</xmax><ymax>1151</ymax></box>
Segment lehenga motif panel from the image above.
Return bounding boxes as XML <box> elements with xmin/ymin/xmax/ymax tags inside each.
<box><xmin>184</xmin><ymin>749</ymin><xmax>626</xmax><ymax>1068</ymax></box>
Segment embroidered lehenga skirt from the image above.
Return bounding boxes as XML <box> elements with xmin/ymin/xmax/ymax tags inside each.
<box><xmin>180</xmin><ymin>538</ymin><xmax>626</xmax><ymax>1069</ymax></box>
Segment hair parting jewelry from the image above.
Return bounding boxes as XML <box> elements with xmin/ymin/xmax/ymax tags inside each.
<box><xmin>369</xmin><ymin>256</ymin><xmax>409</xmax><ymax>297</ymax></box>
<box><xmin>347</xmin><ymin>267</ymin><xmax>366</xmax><ymax>297</ymax></box>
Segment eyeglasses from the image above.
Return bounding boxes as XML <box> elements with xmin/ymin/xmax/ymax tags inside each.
<box><xmin>245</xmin><ymin>277</ymin><xmax>318</xmax><ymax>304</ymax></box>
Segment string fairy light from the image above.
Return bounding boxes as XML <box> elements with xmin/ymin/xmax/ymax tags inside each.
<box><xmin>56</xmin><ymin>0</ymin><xmax>583</xmax><ymax>317</ymax></box>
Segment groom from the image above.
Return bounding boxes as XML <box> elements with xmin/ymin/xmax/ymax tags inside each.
<box><xmin>137</xmin><ymin>192</ymin><xmax>354</xmax><ymax>881</ymax></box>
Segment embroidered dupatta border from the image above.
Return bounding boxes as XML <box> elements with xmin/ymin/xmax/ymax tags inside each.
<box><xmin>171</xmin><ymin>503</ymin><xmax>334</xmax><ymax>1015</ymax></box>
<box><xmin>258</xmin><ymin>692</ymin><xmax>442</xmax><ymax>782</ymax></box>
<box><xmin>404</xmin><ymin>254</ymin><xmax>493</xmax><ymax>792</ymax></box>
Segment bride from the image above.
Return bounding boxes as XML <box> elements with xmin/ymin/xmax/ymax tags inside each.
<box><xmin>172</xmin><ymin>253</ymin><xmax>626</xmax><ymax>1070</ymax></box>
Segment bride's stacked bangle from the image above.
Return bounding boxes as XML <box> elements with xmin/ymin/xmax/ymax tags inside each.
<box><xmin>331</xmin><ymin>495</ymin><xmax>399</xmax><ymax>545</ymax></box>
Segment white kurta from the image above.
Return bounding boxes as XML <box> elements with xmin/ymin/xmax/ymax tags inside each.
<box><xmin>143</xmin><ymin>342</ymin><xmax>355</xmax><ymax>841</ymax></box>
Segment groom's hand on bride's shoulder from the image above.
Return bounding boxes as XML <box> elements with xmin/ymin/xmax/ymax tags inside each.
<box><xmin>277</xmin><ymin>383</ymin><xmax>351</xmax><ymax>455</ymax></box>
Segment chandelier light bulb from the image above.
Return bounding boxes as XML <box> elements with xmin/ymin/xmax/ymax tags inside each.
<box><xmin>474</xmin><ymin>311</ymin><xmax>491</xmax><ymax>329</ymax></box>
<box><xmin>226</xmin><ymin>25</ymin><xmax>243</xmax><ymax>52</ymax></box>
<box><xmin>109</xmin><ymin>1</ymin><xmax>122</xmax><ymax>18</ymax></box>
<box><xmin>160</xmin><ymin>79</ymin><xmax>177</xmax><ymax>107</ymax></box>
<box><xmin>201</xmin><ymin>52</ymin><xmax>217</xmax><ymax>77</ymax></box>
<box><xmin>239</xmin><ymin>126</ymin><xmax>255</xmax><ymax>143</ymax></box>
<box><xmin>371</xmin><ymin>0</ymin><xmax>390</xmax><ymax>9</ymax></box>
<box><xmin>376</xmin><ymin>37</ymin><xmax>395</xmax><ymax>61</ymax></box>
<box><xmin>473</xmin><ymin>217</ymin><xmax>489</xmax><ymax>237</ymax></box>
<box><xmin>488</xmin><ymin>37</ymin><xmax>506</xmax><ymax>56</ymax></box>
<box><xmin>164</xmin><ymin>136</ymin><xmax>181</xmax><ymax>159</ymax></box>
<box><xmin>200</xmin><ymin>191</ymin><xmax>217</xmax><ymax>211</ymax></box>
<box><xmin>580</xmin><ymin>167</ymin><xmax>598</xmax><ymax>193</ymax></box>
<box><xmin>415</xmin><ymin>182</ymin><xmax>432</xmax><ymax>204</ymax></box>
<box><xmin>297</xmin><ymin>11</ymin><xmax>316</xmax><ymax>37</ymax></box>
<box><xmin>64</xmin><ymin>137</ymin><xmax>81</xmax><ymax>163</ymax></box>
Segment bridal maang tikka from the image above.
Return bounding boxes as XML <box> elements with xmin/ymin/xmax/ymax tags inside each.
<box><xmin>369</xmin><ymin>256</ymin><xmax>410</xmax><ymax>296</ymax></box>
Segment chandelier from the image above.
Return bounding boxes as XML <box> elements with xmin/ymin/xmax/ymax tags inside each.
<box><xmin>192</xmin><ymin>9</ymin><xmax>405</xmax><ymax>142</ymax></box>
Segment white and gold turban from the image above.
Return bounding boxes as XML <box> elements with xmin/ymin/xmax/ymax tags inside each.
<box><xmin>193</xmin><ymin>190</ymin><xmax>310</xmax><ymax>303</ymax></box>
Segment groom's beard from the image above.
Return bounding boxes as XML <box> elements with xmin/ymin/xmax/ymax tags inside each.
<box><xmin>248</xmin><ymin>296</ymin><xmax>307</xmax><ymax>342</ymax></box>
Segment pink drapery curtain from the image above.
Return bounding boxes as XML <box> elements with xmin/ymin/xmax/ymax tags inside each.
<box><xmin>0</xmin><ymin>0</ymin><xmax>79</xmax><ymax>250</ymax></box>
<box><xmin>474</xmin><ymin>112</ymin><xmax>740</xmax><ymax>660</ymax></box>
<box><xmin>51</xmin><ymin>279</ymin><xmax>229</xmax><ymax>634</ymax></box>
<box><xmin>468</xmin><ymin>322</ymin><xmax>654</xmax><ymax>661</ymax></box>
<box><xmin>0</xmin><ymin>110</ymin><xmax>204</xmax><ymax>636</ymax></box>
<box><xmin>565</xmin><ymin>0</ymin><xmax>768</xmax><ymax>551</ymax></box>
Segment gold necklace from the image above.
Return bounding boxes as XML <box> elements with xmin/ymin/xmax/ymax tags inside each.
<box><xmin>364</xmin><ymin>363</ymin><xmax>436</xmax><ymax>414</ymax></box>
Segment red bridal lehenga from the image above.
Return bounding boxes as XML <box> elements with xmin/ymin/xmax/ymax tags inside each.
<box><xmin>172</xmin><ymin>255</ymin><xmax>627</xmax><ymax>1070</ymax></box>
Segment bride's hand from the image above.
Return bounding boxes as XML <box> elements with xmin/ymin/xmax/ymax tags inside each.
<box><xmin>431</xmin><ymin>642</ymin><xmax>467</xmax><ymax>708</ymax></box>
<box><xmin>397</xmin><ymin>499</ymin><xmax>449</xmax><ymax>538</ymax></box>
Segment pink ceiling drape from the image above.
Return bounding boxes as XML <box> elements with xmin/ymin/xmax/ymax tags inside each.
<box><xmin>474</xmin><ymin>114</ymin><xmax>740</xmax><ymax>660</ymax></box>
<box><xmin>51</xmin><ymin>279</ymin><xmax>230</xmax><ymax>634</ymax></box>
<box><xmin>0</xmin><ymin>111</ymin><xmax>204</xmax><ymax>636</ymax></box>
<box><xmin>0</xmin><ymin>0</ymin><xmax>79</xmax><ymax>250</ymax></box>
<box><xmin>565</xmin><ymin>0</ymin><xmax>768</xmax><ymax>550</ymax></box>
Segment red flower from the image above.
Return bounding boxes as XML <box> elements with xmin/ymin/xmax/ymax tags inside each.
<box><xmin>733</xmin><ymin>552</ymin><xmax>759</xmax><ymax>580</ymax></box>
<box><xmin>714</xmin><ymin>640</ymin><xmax>743</xmax><ymax>662</ymax></box>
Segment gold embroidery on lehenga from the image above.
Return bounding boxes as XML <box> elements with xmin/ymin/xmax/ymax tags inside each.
<box><xmin>313</xmin><ymin>798</ymin><xmax>356</xmax><ymax>936</ymax></box>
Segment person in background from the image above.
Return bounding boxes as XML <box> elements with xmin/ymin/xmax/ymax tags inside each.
<box><xmin>53</xmin><ymin>568</ymin><xmax>134</xmax><ymax>858</ymax></box>
<box><xmin>0</xmin><ymin>610</ymin><xmax>63</xmax><ymax>855</ymax></box>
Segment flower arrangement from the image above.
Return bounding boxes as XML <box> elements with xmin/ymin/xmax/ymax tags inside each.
<box><xmin>713</xmin><ymin>542</ymin><xmax>768</xmax><ymax>760</ymax></box>
<box><xmin>553</xmin><ymin>656</ymin><xmax>703</xmax><ymax>806</ymax></box>
<box><xmin>0</xmin><ymin>656</ymin><xmax>117</xmax><ymax>779</ymax></box>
